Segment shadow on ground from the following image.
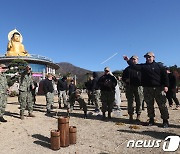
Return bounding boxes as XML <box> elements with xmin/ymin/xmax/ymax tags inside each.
<box><xmin>7</xmin><ymin>102</ymin><xmax>19</xmax><ymax>105</ymax></box>
<box><xmin>32</xmin><ymin>134</ymin><xmax>50</xmax><ymax>149</ymax></box>
<box><xmin>118</xmin><ymin>129</ymin><xmax>180</xmax><ymax>140</ymax></box>
<box><xmin>5</xmin><ymin>111</ymin><xmax>20</xmax><ymax>119</ymax></box>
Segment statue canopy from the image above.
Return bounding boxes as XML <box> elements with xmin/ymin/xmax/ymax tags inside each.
<box><xmin>8</xmin><ymin>29</ymin><xmax>23</xmax><ymax>43</ymax></box>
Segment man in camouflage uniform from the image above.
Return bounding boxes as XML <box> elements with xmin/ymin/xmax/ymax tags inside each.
<box><xmin>123</xmin><ymin>52</ymin><xmax>169</xmax><ymax>128</ymax></box>
<box><xmin>68</xmin><ymin>89</ymin><xmax>87</xmax><ymax>118</ymax></box>
<box><xmin>122</xmin><ymin>55</ymin><xmax>143</xmax><ymax>122</ymax></box>
<box><xmin>0</xmin><ymin>64</ymin><xmax>9</xmax><ymax>122</ymax></box>
<box><xmin>85</xmin><ymin>76</ymin><xmax>93</xmax><ymax>105</ymax></box>
<box><xmin>19</xmin><ymin>66</ymin><xmax>35</xmax><ymax>120</ymax></box>
<box><xmin>57</xmin><ymin>76</ymin><xmax>68</xmax><ymax>108</ymax></box>
<box><xmin>43</xmin><ymin>73</ymin><xmax>54</xmax><ymax>114</ymax></box>
<box><xmin>98</xmin><ymin>67</ymin><xmax>117</xmax><ymax>119</ymax></box>
<box><xmin>92</xmin><ymin>72</ymin><xmax>101</xmax><ymax>112</ymax></box>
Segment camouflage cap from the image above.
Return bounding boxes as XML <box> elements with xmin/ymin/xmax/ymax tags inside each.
<box><xmin>47</xmin><ymin>73</ymin><xmax>53</xmax><ymax>78</ymax></box>
<box><xmin>144</xmin><ymin>52</ymin><xmax>155</xmax><ymax>58</ymax></box>
<box><xmin>165</xmin><ymin>66</ymin><xmax>170</xmax><ymax>71</ymax></box>
<box><xmin>130</xmin><ymin>55</ymin><xmax>138</xmax><ymax>60</ymax></box>
<box><xmin>25</xmin><ymin>65</ymin><xmax>31</xmax><ymax>70</ymax></box>
<box><xmin>0</xmin><ymin>64</ymin><xmax>7</xmax><ymax>68</ymax></box>
<box><xmin>104</xmin><ymin>67</ymin><xmax>110</xmax><ymax>72</ymax></box>
<box><xmin>75</xmin><ymin>89</ymin><xmax>81</xmax><ymax>96</ymax></box>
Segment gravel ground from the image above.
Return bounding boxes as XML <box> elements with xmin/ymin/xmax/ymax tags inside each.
<box><xmin>0</xmin><ymin>93</ymin><xmax>180</xmax><ymax>154</ymax></box>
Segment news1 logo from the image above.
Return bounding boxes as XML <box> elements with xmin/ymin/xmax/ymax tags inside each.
<box><xmin>127</xmin><ymin>136</ymin><xmax>180</xmax><ymax>152</ymax></box>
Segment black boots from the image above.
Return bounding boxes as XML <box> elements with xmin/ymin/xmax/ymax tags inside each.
<box><xmin>102</xmin><ymin>112</ymin><xmax>106</xmax><ymax>120</ymax></box>
<box><xmin>163</xmin><ymin>119</ymin><xmax>169</xmax><ymax>128</ymax></box>
<box><xmin>148</xmin><ymin>118</ymin><xmax>155</xmax><ymax>126</ymax></box>
<box><xmin>148</xmin><ymin>118</ymin><xmax>169</xmax><ymax>128</ymax></box>
<box><xmin>108</xmin><ymin>112</ymin><xmax>111</xmax><ymax>119</ymax></box>
<box><xmin>102</xmin><ymin>112</ymin><xmax>111</xmax><ymax>120</ymax></box>
<box><xmin>58</xmin><ymin>103</ymin><xmax>61</xmax><ymax>109</ymax></box>
<box><xmin>46</xmin><ymin>109</ymin><xmax>51</xmax><ymax>114</ymax></box>
<box><xmin>129</xmin><ymin>115</ymin><xmax>133</xmax><ymax>122</ymax></box>
<box><xmin>28</xmin><ymin>113</ymin><xmax>35</xmax><ymax>117</ymax></box>
<box><xmin>84</xmin><ymin>112</ymin><xmax>87</xmax><ymax>119</ymax></box>
<box><xmin>0</xmin><ymin>117</ymin><xmax>7</xmax><ymax>122</ymax></box>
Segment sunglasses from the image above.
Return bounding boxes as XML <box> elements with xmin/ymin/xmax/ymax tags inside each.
<box><xmin>1</xmin><ymin>67</ymin><xmax>8</xmax><ymax>69</ymax></box>
<box><xmin>145</xmin><ymin>56</ymin><xmax>153</xmax><ymax>58</ymax></box>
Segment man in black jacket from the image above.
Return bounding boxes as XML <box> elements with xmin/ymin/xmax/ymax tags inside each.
<box><xmin>43</xmin><ymin>73</ymin><xmax>54</xmax><ymax>114</ymax></box>
<box><xmin>122</xmin><ymin>55</ymin><xmax>143</xmax><ymax>122</ymax></box>
<box><xmin>85</xmin><ymin>76</ymin><xmax>93</xmax><ymax>105</ymax></box>
<box><xmin>57</xmin><ymin>76</ymin><xmax>68</xmax><ymax>108</ymax></box>
<box><xmin>166</xmin><ymin>67</ymin><xmax>180</xmax><ymax>109</ymax></box>
<box><xmin>92</xmin><ymin>72</ymin><xmax>101</xmax><ymax>112</ymax></box>
<box><xmin>68</xmin><ymin>80</ymin><xmax>76</xmax><ymax>96</ymax></box>
<box><xmin>123</xmin><ymin>52</ymin><xmax>169</xmax><ymax>128</ymax></box>
<box><xmin>98</xmin><ymin>67</ymin><xmax>117</xmax><ymax>119</ymax></box>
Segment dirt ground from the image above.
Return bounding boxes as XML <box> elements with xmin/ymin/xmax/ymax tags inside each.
<box><xmin>0</xmin><ymin>92</ymin><xmax>180</xmax><ymax>154</ymax></box>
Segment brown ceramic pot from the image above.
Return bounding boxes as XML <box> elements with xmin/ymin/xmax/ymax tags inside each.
<box><xmin>50</xmin><ymin>130</ymin><xmax>60</xmax><ymax>150</ymax></box>
<box><xmin>69</xmin><ymin>126</ymin><xmax>77</xmax><ymax>144</ymax></box>
<box><xmin>58</xmin><ymin>116</ymin><xmax>69</xmax><ymax>147</ymax></box>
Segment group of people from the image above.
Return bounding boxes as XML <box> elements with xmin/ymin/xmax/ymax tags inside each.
<box><xmin>0</xmin><ymin>51</ymin><xmax>179</xmax><ymax>129</ymax></box>
<box><xmin>0</xmin><ymin>65</ymin><xmax>37</xmax><ymax>122</ymax></box>
<box><xmin>123</xmin><ymin>51</ymin><xmax>179</xmax><ymax>128</ymax></box>
<box><xmin>42</xmin><ymin>68</ymin><xmax>121</xmax><ymax>119</ymax></box>
<box><xmin>85</xmin><ymin>67</ymin><xmax>122</xmax><ymax>119</ymax></box>
<box><xmin>43</xmin><ymin>74</ymin><xmax>88</xmax><ymax>118</ymax></box>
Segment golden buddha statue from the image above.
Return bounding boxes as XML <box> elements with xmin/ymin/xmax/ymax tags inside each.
<box><xmin>6</xmin><ymin>29</ymin><xmax>29</xmax><ymax>56</ymax></box>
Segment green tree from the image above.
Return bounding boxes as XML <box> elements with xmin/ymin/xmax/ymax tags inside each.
<box><xmin>6</xmin><ymin>59</ymin><xmax>28</xmax><ymax>86</ymax></box>
<box><xmin>6</xmin><ymin>59</ymin><xmax>28</xmax><ymax>74</ymax></box>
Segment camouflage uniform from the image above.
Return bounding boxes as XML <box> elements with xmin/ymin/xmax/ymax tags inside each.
<box><xmin>85</xmin><ymin>78</ymin><xmax>93</xmax><ymax>105</ymax></box>
<box><xmin>100</xmin><ymin>91</ymin><xmax>115</xmax><ymax>113</ymax></box>
<box><xmin>125</xmin><ymin>85</ymin><xmax>143</xmax><ymax>116</ymax></box>
<box><xmin>43</xmin><ymin>77</ymin><xmax>54</xmax><ymax>112</ymax></box>
<box><xmin>45</xmin><ymin>92</ymin><xmax>54</xmax><ymax>111</ymax></box>
<box><xmin>92</xmin><ymin>72</ymin><xmax>101</xmax><ymax>111</ymax></box>
<box><xmin>68</xmin><ymin>90</ymin><xmax>87</xmax><ymax>117</ymax></box>
<box><xmin>58</xmin><ymin>90</ymin><xmax>67</xmax><ymax>107</ymax></box>
<box><xmin>57</xmin><ymin>77</ymin><xmax>68</xmax><ymax>108</ymax></box>
<box><xmin>126</xmin><ymin>52</ymin><xmax>169</xmax><ymax>127</ymax></box>
<box><xmin>19</xmin><ymin>72</ymin><xmax>34</xmax><ymax>116</ymax></box>
<box><xmin>144</xmin><ymin>87</ymin><xmax>169</xmax><ymax>120</ymax></box>
<box><xmin>122</xmin><ymin>64</ymin><xmax>143</xmax><ymax>119</ymax></box>
<box><xmin>92</xmin><ymin>90</ymin><xmax>101</xmax><ymax>110</ymax></box>
<box><xmin>0</xmin><ymin>73</ymin><xmax>8</xmax><ymax>117</ymax></box>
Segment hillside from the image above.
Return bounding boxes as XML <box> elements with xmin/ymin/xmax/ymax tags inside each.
<box><xmin>55</xmin><ymin>62</ymin><xmax>123</xmax><ymax>86</ymax></box>
<box><xmin>56</xmin><ymin>62</ymin><xmax>93</xmax><ymax>84</ymax></box>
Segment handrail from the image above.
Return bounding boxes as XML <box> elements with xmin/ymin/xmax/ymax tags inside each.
<box><xmin>0</xmin><ymin>54</ymin><xmax>54</xmax><ymax>63</ymax></box>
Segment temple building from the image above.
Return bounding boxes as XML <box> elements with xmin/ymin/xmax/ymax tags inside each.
<box><xmin>0</xmin><ymin>29</ymin><xmax>59</xmax><ymax>81</ymax></box>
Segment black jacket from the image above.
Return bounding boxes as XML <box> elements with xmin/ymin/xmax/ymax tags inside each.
<box><xmin>98</xmin><ymin>74</ymin><xmax>117</xmax><ymax>91</ymax></box>
<box><xmin>92</xmin><ymin>72</ymin><xmax>100</xmax><ymax>90</ymax></box>
<box><xmin>43</xmin><ymin>78</ymin><xmax>54</xmax><ymax>94</ymax></box>
<box><xmin>57</xmin><ymin>78</ymin><xmax>68</xmax><ymax>91</ymax></box>
<box><xmin>85</xmin><ymin>79</ymin><xmax>93</xmax><ymax>91</ymax></box>
<box><xmin>168</xmin><ymin>73</ymin><xmax>177</xmax><ymax>90</ymax></box>
<box><xmin>122</xmin><ymin>66</ymin><xmax>141</xmax><ymax>86</ymax></box>
<box><xmin>69</xmin><ymin>83</ymin><xmax>76</xmax><ymax>95</ymax></box>
<box><xmin>127</xmin><ymin>60</ymin><xmax>169</xmax><ymax>87</ymax></box>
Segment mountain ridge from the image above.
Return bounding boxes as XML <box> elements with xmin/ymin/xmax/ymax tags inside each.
<box><xmin>56</xmin><ymin>62</ymin><xmax>93</xmax><ymax>84</ymax></box>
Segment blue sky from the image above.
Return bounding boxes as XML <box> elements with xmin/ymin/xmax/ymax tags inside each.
<box><xmin>0</xmin><ymin>0</ymin><xmax>180</xmax><ymax>72</ymax></box>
